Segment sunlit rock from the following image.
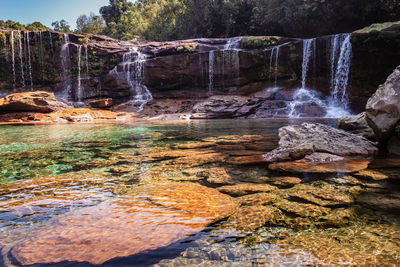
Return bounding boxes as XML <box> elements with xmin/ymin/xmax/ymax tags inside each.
<box><xmin>269</xmin><ymin>153</ymin><xmax>370</xmax><ymax>173</ymax></box>
<box><xmin>11</xmin><ymin>182</ymin><xmax>239</xmax><ymax>265</ymax></box>
<box><xmin>217</xmin><ymin>183</ymin><xmax>277</xmax><ymax>197</ymax></box>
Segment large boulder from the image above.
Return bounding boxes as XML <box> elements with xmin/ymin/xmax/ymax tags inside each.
<box><xmin>365</xmin><ymin>65</ymin><xmax>400</xmax><ymax>140</ymax></box>
<box><xmin>0</xmin><ymin>91</ymin><xmax>69</xmax><ymax>113</ymax></box>
<box><xmin>338</xmin><ymin>112</ymin><xmax>375</xmax><ymax>140</ymax></box>
<box><xmin>263</xmin><ymin>123</ymin><xmax>378</xmax><ymax>163</ymax></box>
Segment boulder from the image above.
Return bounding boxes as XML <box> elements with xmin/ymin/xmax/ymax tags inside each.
<box><xmin>89</xmin><ymin>98</ymin><xmax>113</xmax><ymax>109</ymax></box>
<box><xmin>263</xmin><ymin>123</ymin><xmax>378</xmax><ymax>163</ymax></box>
<box><xmin>338</xmin><ymin>112</ymin><xmax>375</xmax><ymax>140</ymax></box>
<box><xmin>365</xmin><ymin>65</ymin><xmax>400</xmax><ymax>140</ymax></box>
<box><xmin>0</xmin><ymin>91</ymin><xmax>69</xmax><ymax>113</ymax></box>
<box><xmin>191</xmin><ymin>96</ymin><xmax>259</xmax><ymax>119</ymax></box>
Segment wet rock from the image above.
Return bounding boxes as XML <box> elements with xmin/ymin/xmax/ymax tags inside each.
<box><xmin>274</xmin><ymin>199</ymin><xmax>331</xmax><ymax>218</ymax></box>
<box><xmin>228</xmin><ymin>155</ymin><xmax>265</xmax><ymax>165</ymax></box>
<box><xmin>263</xmin><ymin>123</ymin><xmax>378</xmax><ymax>163</ymax></box>
<box><xmin>202</xmin><ymin>167</ymin><xmax>233</xmax><ymax>184</ymax></box>
<box><xmin>191</xmin><ymin>96</ymin><xmax>259</xmax><ymax>119</ymax></box>
<box><xmin>355</xmin><ymin>169</ymin><xmax>400</xmax><ymax>181</ymax></box>
<box><xmin>217</xmin><ymin>183</ymin><xmax>277</xmax><ymax>197</ymax></box>
<box><xmin>11</xmin><ymin>182</ymin><xmax>238</xmax><ymax>265</ymax></box>
<box><xmin>238</xmin><ymin>193</ymin><xmax>278</xmax><ymax>206</ymax></box>
<box><xmin>338</xmin><ymin>112</ymin><xmax>375</xmax><ymax>140</ymax></box>
<box><xmin>269</xmin><ymin>153</ymin><xmax>370</xmax><ymax>173</ymax></box>
<box><xmin>387</xmin><ymin>136</ymin><xmax>400</xmax><ymax>156</ymax></box>
<box><xmin>357</xmin><ymin>193</ymin><xmax>400</xmax><ymax>214</ymax></box>
<box><xmin>0</xmin><ymin>91</ymin><xmax>70</xmax><ymax>113</ymax></box>
<box><xmin>224</xmin><ymin>205</ymin><xmax>274</xmax><ymax>232</ymax></box>
<box><xmin>260</xmin><ymin>177</ymin><xmax>302</xmax><ymax>187</ymax></box>
<box><xmin>366</xmin><ymin>65</ymin><xmax>400</xmax><ymax>140</ymax></box>
<box><xmin>174</xmin><ymin>142</ymin><xmax>215</xmax><ymax>149</ymax></box>
<box><xmin>369</xmin><ymin>158</ymin><xmax>400</xmax><ymax>168</ymax></box>
<box><xmin>89</xmin><ymin>98</ymin><xmax>113</xmax><ymax>109</ymax></box>
<box><xmin>109</xmin><ymin>165</ymin><xmax>137</xmax><ymax>174</ymax></box>
<box><xmin>287</xmin><ymin>183</ymin><xmax>354</xmax><ymax>207</ymax></box>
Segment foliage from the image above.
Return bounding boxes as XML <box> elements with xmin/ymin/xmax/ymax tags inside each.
<box><xmin>78</xmin><ymin>36</ymin><xmax>91</xmax><ymax>44</ymax></box>
<box><xmin>51</xmin><ymin>20</ymin><xmax>72</xmax><ymax>33</ymax></box>
<box><xmin>26</xmin><ymin>22</ymin><xmax>48</xmax><ymax>31</ymax></box>
<box><xmin>0</xmin><ymin>20</ymin><xmax>27</xmax><ymax>30</ymax></box>
<box><xmin>76</xmin><ymin>13</ymin><xmax>106</xmax><ymax>34</ymax></box>
<box><xmin>98</xmin><ymin>0</ymin><xmax>400</xmax><ymax>41</ymax></box>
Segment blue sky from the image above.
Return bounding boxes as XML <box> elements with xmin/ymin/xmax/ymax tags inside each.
<box><xmin>0</xmin><ymin>0</ymin><xmax>114</xmax><ymax>29</ymax></box>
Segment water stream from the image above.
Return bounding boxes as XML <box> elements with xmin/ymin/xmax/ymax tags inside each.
<box><xmin>17</xmin><ymin>31</ymin><xmax>25</xmax><ymax>88</ymax></box>
<box><xmin>59</xmin><ymin>34</ymin><xmax>71</xmax><ymax>101</ymax></box>
<box><xmin>123</xmin><ymin>46</ymin><xmax>153</xmax><ymax>111</ymax></box>
<box><xmin>24</xmin><ymin>32</ymin><xmax>33</xmax><ymax>90</ymax></box>
<box><xmin>208</xmin><ymin>50</ymin><xmax>215</xmax><ymax>94</ymax></box>
<box><xmin>77</xmin><ymin>45</ymin><xmax>82</xmax><ymax>103</ymax></box>
<box><xmin>10</xmin><ymin>31</ymin><xmax>16</xmax><ymax>89</ymax></box>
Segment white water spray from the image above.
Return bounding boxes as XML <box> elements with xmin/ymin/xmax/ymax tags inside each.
<box><xmin>208</xmin><ymin>50</ymin><xmax>215</xmax><ymax>94</ymax></box>
<box><xmin>25</xmin><ymin>32</ymin><xmax>33</xmax><ymax>90</ymax></box>
<box><xmin>123</xmin><ymin>46</ymin><xmax>153</xmax><ymax>111</ymax></box>
<box><xmin>17</xmin><ymin>31</ymin><xmax>25</xmax><ymax>88</ymax></box>
<box><xmin>10</xmin><ymin>31</ymin><xmax>16</xmax><ymax>88</ymax></box>
<box><xmin>77</xmin><ymin>45</ymin><xmax>82</xmax><ymax>102</ymax></box>
<box><xmin>59</xmin><ymin>33</ymin><xmax>71</xmax><ymax>101</ymax></box>
<box><xmin>269</xmin><ymin>46</ymin><xmax>280</xmax><ymax>88</ymax></box>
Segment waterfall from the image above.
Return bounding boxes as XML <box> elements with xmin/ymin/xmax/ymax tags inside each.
<box><xmin>288</xmin><ymin>39</ymin><xmax>316</xmax><ymax>117</ymax></box>
<box><xmin>208</xmin><ymin>50</ymin><xmax>215</xmax><ymax>94</ymax></box>
<box><xmin>77</xmin><ymin>45</ymin><xmax>82</xmax><ymax>102</ymax></box>
<box><xmin>10</xmin><ymin>31</ymin><xmax>16</xmax><ymax>88</ymax></box>
<box><xmin>17</xmin><ymin>31</ymin><xmax>25</xmax><ymax>88</ymax></box>
<box><xmin>269</xmin><ymin>46</ymin><xmax>280</xmax><ymax>88</ymax></box>
<box><xmin>24</xmin><ymin>32</ymin><xmax>33</xmax><ymax>90</ymax></box>
<box><xmin>123</xmin><ymin>46</ymin><xmax>153</xmax><ymax>111</ymax></box>
<box><xmin>59</xmin><ymin>33</ymin><xmax>71</xmax><ymax>101</ymax></box>
<box><xmin>223</xmin><ymin>37</ymin><xmax>242</xmax><ymax>79</ymax></box>
<box><xmin>39</xmin><ymin>31</ymin><xmax>45</xmax><ymax>81</ymax></box>
<box><xmin>332</xmin><ymin>34</ymin><xmax>352</xmax><ymax>102</ymax></box>
<box><xmin>85</xmin><ymin>45</ymin><xmax>89</xmax><ymax>76</ymax></box>
<box><xmin>301</xmin><ymin>39</ymin><xmax>315</xmax><ymax>89</ymax></box>
<box><xmin>49</xmin><ymin>31</ymin><xmax>53</xmax><ymax>52</ymax></box>
<box><xmin>325</xmin><ymin>33</ymin><xmax>352</xmax><ymax>117</ymax></box>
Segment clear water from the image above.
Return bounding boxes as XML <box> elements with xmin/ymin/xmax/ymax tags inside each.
<box><xmin>0</xmin><ymin>119</ymin><xmax>399</xmax><ymax>266</ymax></box>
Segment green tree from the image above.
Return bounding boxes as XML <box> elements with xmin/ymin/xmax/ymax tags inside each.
<box><xmin>26</xmin><ymin>22</ymin><xmax>49</xmax><ymax>31</ymax></box>
<box><xmin>51</xmin><ymin>20</ymin><xmax>71</xmax><ymax>33</ymax></box>
<box><xmin>76</xmin><ymin>13</ymin><xmax>106</xmax><ymax>34</ymax></box>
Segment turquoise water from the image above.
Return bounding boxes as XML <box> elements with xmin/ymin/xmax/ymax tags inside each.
<box><xmin>0</xmin><ymin>119</ymin><xmax>399</xmax><ymax>266</ymax></box>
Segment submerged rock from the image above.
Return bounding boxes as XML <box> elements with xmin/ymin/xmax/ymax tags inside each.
<box><xmin>0</xmin><ymin>91</ymin><xmax>69</xmax><ymax>113</ymax></box>
<box><xmin>366</xmin><ymin>65</ymin><xmax>400</xmax><ymax>140</ymax></box>
<box><xmin>217</xmin><ymin>183</ymin><xmax>277</xmax><ymax>197</ymax></box>
<box><xmin>269</xmin><ymin>153</ymin><xmax>370</xmax><ymax>173</ymax></box>
<box><xmin>11</xmin><ymin>182</ymin><xmax>238</xmax><ymax>265</ymax></box>
<box><xmin>223</xmin><ymin>205</ymin><xmax>274</xmax><ymax>232</ymax></box>
<box><xmin>263</xmin><ymin>123</ymin><xmax>378</xmax><ymax>163</ymax></box>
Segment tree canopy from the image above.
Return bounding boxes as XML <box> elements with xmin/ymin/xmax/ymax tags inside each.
<box><xmin>76</xmin><ymin>13</ymin><xmax>106</xmax><ymax>34</ymax></box>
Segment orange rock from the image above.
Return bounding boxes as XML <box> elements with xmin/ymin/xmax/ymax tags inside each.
<box><xmin>228</xmin><ymin>155</ymin><xmax>265</xmax><ymax>165</ymax></box>
<box><xmin>10</xmin><ymin>182</ymin><xmax>238</xmax><ymax>265</ymax></box>
<box><xmin>269</xmin><ymin>153</ymin><xmax>370</xmax><ymax>173</ymax></box>
<box><xmin>202</xmin><ymin>167</ymin><xmax>233</xmax><ymax>184</ymax></box>
<box><xmin>217</xmin><ymin>183</ymin><xmax>277</xmax><ymax>196</ymax></box>
<box><xmin>0</xmin><ymin>91</ymin><xmax>70</xmax><ymax>113</ymax></box>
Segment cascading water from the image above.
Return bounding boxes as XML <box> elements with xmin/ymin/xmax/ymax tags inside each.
<box><xmin>288</xmin><ymin>39</ymin><xmax>316</xmax><ymax>117</ymax></box>
<box><xmin>223</xmin><ymin>37</ymin><xmax>243</xmax><ymax>80</ymax></box>
<box><xmin>85</xmin><ymin>45</ymin><xmax>89</xmax><ymax>75</ymax></box>
<box><xmin>288</xmin><ymin>36</ymin><xmax>352</xmax><ymax>118</ymax></box>
<box><xmin>24</xmin><ymin>32</ymin><xmax>33</xmax><ymax>90</ymax></box>
<box><xmin>325</xmin><ymin>33</ymin><xmax>352</xmax><ymax>117</ymax></box>
<box><xmin>123</xmin><ymin>46</ymin><xmax>153</xmax><ymax>111</ymax></box>
<box><xmin>269</xmin><ymin>46</ymin><xmax>280</xmax><ymax>88</ymax></box>
<box><xmin>77</xmin><ymin>45</ymin><xmax>82</xmax><ymax>102</ymax></box>
<box><xmin>208</xmin><ymin>50</ymin><xmax>215</xmax><ymax>94</ymax></box>
<box><xmin>10</xmin><ymin>31</ymin><xmax>16</xmax><ymax>88</ymax></box>
<box><xmin>17</xmin><ymin>31</ymin><xmax>25</xmax><ymax>88</ymax></box>
<box><xmin>59</xmin><ymin>33</ymin><xmax>71</xmax><ymax>101</ymax></box>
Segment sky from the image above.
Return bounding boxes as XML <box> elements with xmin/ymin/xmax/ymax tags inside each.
<box><xmin>0</xmin><ymin>0</ymin><xmax>114</xmax><ymax>29</ymax></box>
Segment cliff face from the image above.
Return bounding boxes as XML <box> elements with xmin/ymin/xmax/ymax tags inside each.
<box><xmin>0</xmin><ymin>21</ymin><xmax>399</xmax><ymax>115</ymax></box>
